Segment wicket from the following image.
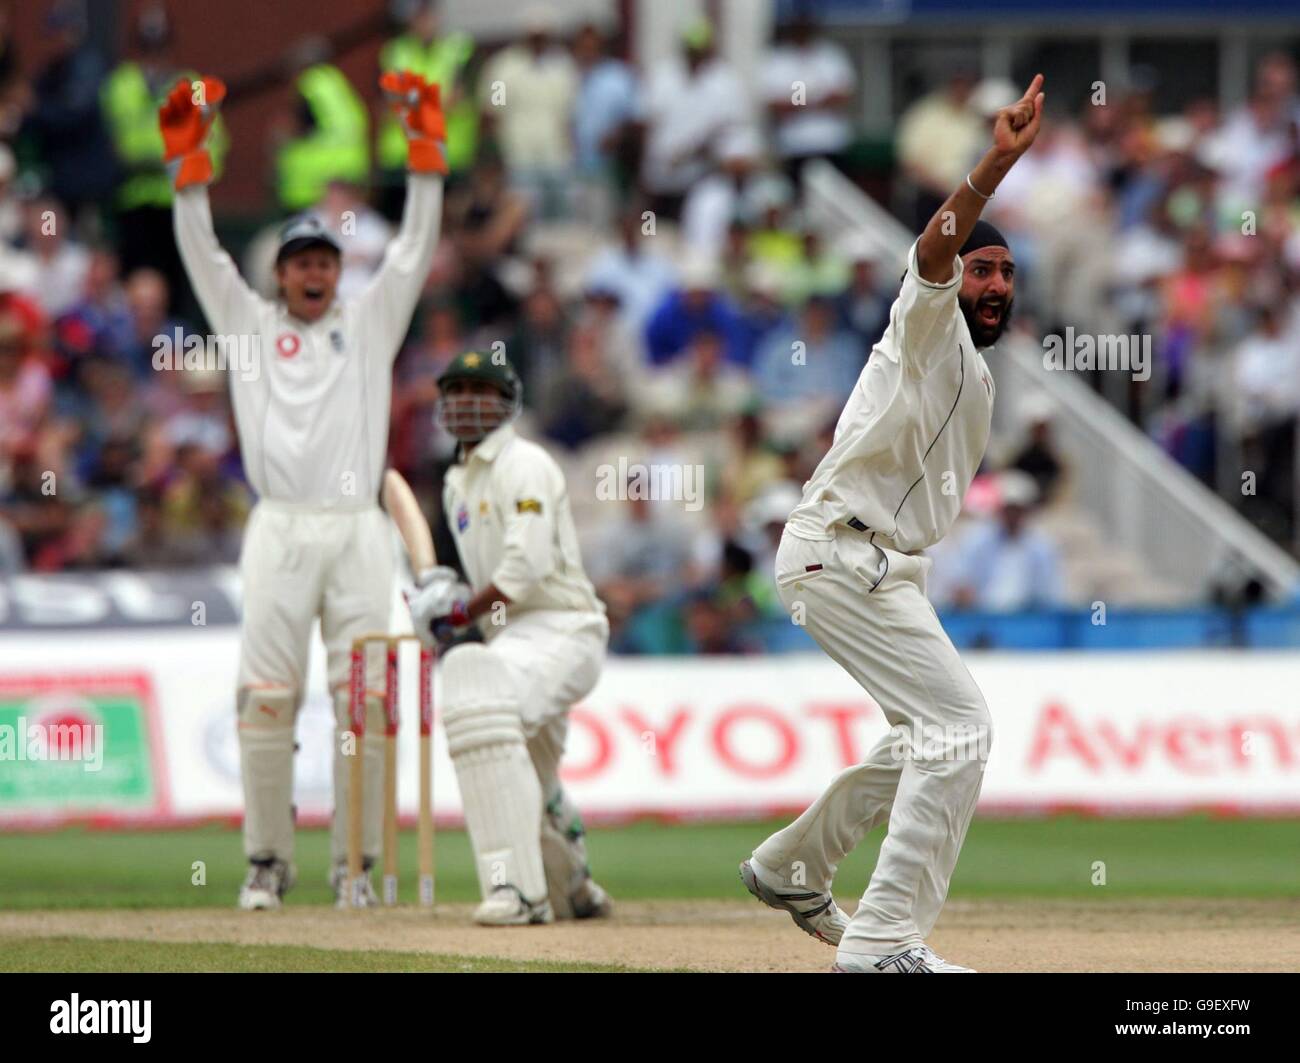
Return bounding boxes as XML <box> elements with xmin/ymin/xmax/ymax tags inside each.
<box><xmin>346</xmin><ymin>633</ymin><xmax>435</xmax><ymax>908</ymax></box>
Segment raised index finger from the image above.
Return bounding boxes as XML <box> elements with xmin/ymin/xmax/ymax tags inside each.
<box><xmin>1021</xmin><ymin>73</ymin><xmax>1044</xmax><ymax>103</ymax></box>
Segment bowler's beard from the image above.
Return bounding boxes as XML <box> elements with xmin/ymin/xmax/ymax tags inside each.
<box><xmin>960</xmin><ymin>293</ymin><xmax>1014</xmax><ymax>348</ymax></box>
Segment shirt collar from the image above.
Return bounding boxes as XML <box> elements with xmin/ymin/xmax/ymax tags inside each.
<box><xmin>463</xmin><ymin>422</ymin><xmax>515</xmax><ymax>465</ymax></box>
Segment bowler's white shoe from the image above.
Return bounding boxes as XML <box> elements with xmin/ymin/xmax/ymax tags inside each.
<box><xmin>473</xmin><ymin>886</ymin><xmax>555</xmax><ymax>927</ymax></box>
<box><xmin>833</xmin><ymin>944</ymin><xmax>974</xmax><ymax>973</ymax></box>
<box><xmin>238</xmin><ymin>859</ymin><xmax>294</xmax><ymax>910</ymax></box>
<box><xmin>740</xmin><ymin>858</ymin><xmax>849</xmax><ymax>946</ymax></box>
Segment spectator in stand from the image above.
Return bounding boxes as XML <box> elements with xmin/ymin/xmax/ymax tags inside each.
<box><xmin>0</xmin><ymin>143</ymin><xmax>22</xmax><ymax>245</ymax></box>
<box><xmin>639</xmin><ymin>16</ymin><xmax>752</xmax><ymax>219</ymax></box>
<box><xmin>391</xmin><ymin>300</ymin><xmax>463</xmax><ymax>474</ymax></box>
<box><xmin>160</xmin><ymin>441</ymin><xmax>249</xmax><ymax>565</ymax></box>
<box><xmin>587</xmin><ymin>487</ymin><xmax>695</xmax><ymax>651</ymax></box>
<box><xmin>54</xmin><ymin>247</ymin><xmax>133</xmax><ymax>382</ymax></box>
<box><xmin>948</xmin><ymin>472</ymin><xmax>1064</xmax><ymax>612</ymax></box>
<box><xmin>639</xmin><ymin>328</ymin><xmax>753</xmax><ymax>431</ymax></box>
<box><xmin>780</xmin><ymin>228</ymin><xmax>849</xmax><ymax>304</ymax></box>
<box><xmin>22</xmin><ymin>193</ymin><xmax>90</xmax><ymax>319</ymax></box>
<box><xmin>584</xmin><ymin>205</ymin><xmax>677</xmax><ymax>343</ymax></box>
<box><xmin>508</xmin><ymin>257</ymin><xmax>570</xmax><ymax>401</ymax></box>
<box><xmin>719</xmin><ymin>407</ymin><xmax>788</xmax><ymax>510</ymax></box>
<box><xmin>835</xmin><ymin>239</ymin><xmax>891</xmax><ymax>349</ymax></box>
<box><xmin>1200</xmin><ymin>51</ymin><xmax>1300</xmax><ymax>220</ymax></box>
<box><xmin>0</xmin><ymin>310</ymin><xmax>52</xmax><ymax>462</ymax></box>
<box><xmin>571</xmin><ymin>22</ymin><xmax>639</xmax><ymax>221</ymax></box>
<box><xmin>308</xmin><ymin>180</ymin><xmax>393</xmax><ymax>300</ymax></box>
<box><xmin>1008</xmin><ymin>395</ymin><xmax>1066</xmax><ymax>504</ymax></box>
<box><xmin>752</xmin><ymin>294</ymin><xmax>864</xmax><ymax>419</ymax></box>
<box><xmin>681</xmin><ymin>125</ymin><xmax>768</xmax><ymax>258</ymax></box>
<box><xmin>536</xmin><ymin>292</ymin><xmax>630</xmax><ymax>448</ymax></box>
<box><xmin>644</xmin><ymin>254</ymin><xmax>748</xmax><ymax>368</ymax></box>
<box><xmin>896</xmin><ymin>67</ymin><xmax>983</xmax><ymax>230</ymax></box>
<box><xmin>117</xmin><ymin>268</ymin><xmax>177</xmax><ymax>379</ymax></box>
<box><xmin>761</xmin><ymin>9</ymin><xmax>856</xmax><ymax>182</ymax></box>
<box><xmin>20</xmin><ymin>0</ymin><xmax>116</xmax><ymax>230</ymax></box>
<box><xmin>736</xmin><ymin>261</ymin><xmax>791</xmax><ymax>366</ymax></box>
<box><xmin>478</xmin><ymin>4</ymin><xmax>578</xmax><ymax>219</ymax></box>
<box><xmin>1234</xmin><ymin>299</ymin><xmax>1300</xmax><ymax>540</ymax></box>
<box><xmin>0</xmin><ymin>2</ymin><xmax>25</xmax><ymax>140</ymax></box>
<box><xmin>447</xmin><ymin>150</ymin><xmax>530</xmax><ymax>264</ymax></box>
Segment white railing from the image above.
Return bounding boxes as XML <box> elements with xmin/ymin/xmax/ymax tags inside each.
<box><xmin>801</xmin><ymin>159</ymin><xmax>1300</xmax><ymax>600</ymax></box>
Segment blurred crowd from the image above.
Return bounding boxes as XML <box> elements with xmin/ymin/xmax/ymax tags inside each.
<box><xmin>0</xmin><ymin>0</ymin><xmax>1295</xmax><ymax>648</ymax></box>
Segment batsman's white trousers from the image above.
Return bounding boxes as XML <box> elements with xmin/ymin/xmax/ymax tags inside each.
<box><xmin>754</xmin><ymin>526</ymin><xmax>991</xmax><ymax>956</ymax></box>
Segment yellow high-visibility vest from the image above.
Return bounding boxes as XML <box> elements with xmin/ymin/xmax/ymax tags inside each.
<box><xmin>277</xmin><ymin>64</ymin><xmax>370</xmax><ymax>211</ymax></box>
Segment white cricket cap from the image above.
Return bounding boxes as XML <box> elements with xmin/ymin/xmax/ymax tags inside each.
<box><xmin>999</xmin><ymin>469</ymin><xmax>1039</xmax><ymax>508</ymax></box>
<box><xmin>679</xmin><ymin>253</ymin><xmax>720</xmax><ymax>291</ymax></box>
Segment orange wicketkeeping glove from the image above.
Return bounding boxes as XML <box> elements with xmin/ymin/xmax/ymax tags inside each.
<box><xmin>159</xmin><ymin>76</ymin><xmax>226</xmax><ymax>190</ymax></box>
<box><xmin>380</xmin><ymin>70</ymin><xmax>448</xmax><ymax>175</ymax></box>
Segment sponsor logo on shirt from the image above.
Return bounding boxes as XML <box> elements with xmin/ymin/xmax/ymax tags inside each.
<box><xmin>456</xmin><ymin>504</ymin><xmax>469</xmax><ymax>532</ymax></box>
<box><xmin>275</xmin><ymin>333</ymin><xmax>301</xmax><ymax>358</ymax></box>
<box><xmin>516</xmin><ymin>499</ymin><xmax>543</xmax><ymax>514</ymax></box>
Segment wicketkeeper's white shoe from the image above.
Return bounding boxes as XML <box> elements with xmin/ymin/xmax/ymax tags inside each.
<box><xmin>740</xmin><ymin>858</ymin><xmax>849</xmax><ymax>946</ymax></box>
<box><xmin>238</xmin><ymin>859</ymin><xmax>294</xmax><ymax>910</ymax></box>
<box><xmin>473</xmin><ymin>886</ymin><xmax>555</xmax><ymax>927</ymax></box>
<box><xmin>329</xmin><ymin>860</ymin><xmax>379</xmax><ymax>909</ymax></box>
<box><xmin>833</xmin><ymin>944</ymin><xmax>975</xmax><ymax>973</ymax></box>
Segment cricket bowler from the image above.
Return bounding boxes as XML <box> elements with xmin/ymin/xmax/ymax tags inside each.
<box><xmin>740</xmin><ymin>75</ymin><xmax>1046</xmax><ymax>972</ymax></box>
<box><xmin>406</xmin><ymin>351</ymin><xmax>613</xmax><ymax>925</ymax></box>
<box><xmin>163</xmin><ymin>70</ymin><xmax>447</xmax><ymax>909</ymax></box>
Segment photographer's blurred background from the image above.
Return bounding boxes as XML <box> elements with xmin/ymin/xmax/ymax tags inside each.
<box><xmin>2</xmin><ymin>0</ymin><xmax>1300</xmax><ymax>653</ymax></box>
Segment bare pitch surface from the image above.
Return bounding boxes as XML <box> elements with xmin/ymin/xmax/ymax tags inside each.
<box><xmin>2</xmin><ymin>898</ymin><xmax>1298</xmax><ymax>972</ymax></box>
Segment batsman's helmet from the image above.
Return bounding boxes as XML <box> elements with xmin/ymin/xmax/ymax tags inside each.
<box><xmin>436</xmin><ymin>350</ymin><xmax>523</xmax><ymax>406</ymax></box>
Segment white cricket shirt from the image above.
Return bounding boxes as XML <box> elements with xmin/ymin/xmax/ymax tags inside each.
<box><xmin>787</xmin><ymin>239</ymin><xmax>996</xmax><ymax>552</ymax></box>
<box><xmin>444</xmin><ymin>423</ymin><xmax>604</xmax><ymax>634</ymax></box>
<box><xmin>173</xmin><ymin>175</ymin><xmax>442</xmax><ymax>506</ymax></box>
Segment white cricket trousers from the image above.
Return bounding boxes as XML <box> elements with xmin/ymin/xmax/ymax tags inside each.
<box><xmin>237</xmin><ymin>500</ymin><xmax>394</xmax><ymax>862</ymax></box>
<box><xmin>754</xmin><ymin>527</ymin><xmax>991</xmax><ymax>956</ymax></box>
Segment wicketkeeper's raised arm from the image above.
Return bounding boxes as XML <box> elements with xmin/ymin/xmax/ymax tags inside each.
<box><xmin>163</xmin><ymin>77</ymin><xmax>263</xmax><ymax>335</ymax></box>
<box><xmin>915</xmin><ymin>74</ymin><xmax>1044</xmax><ymax>284</ymax></box>
<box><xmin>359</xmin><ymin>71</ymin><xmax>449</xmax><ymax>357</ymax></box>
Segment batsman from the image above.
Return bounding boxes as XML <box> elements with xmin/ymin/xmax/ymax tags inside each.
<box><xmin>163</xmin><ymin>71</ymin><xmax>447</xmax><ymax>909</ymax></box>
<box><xmin>406</xmin><ymin>351</ymin><xmax>613</xmax><ymax>926</ymax></box>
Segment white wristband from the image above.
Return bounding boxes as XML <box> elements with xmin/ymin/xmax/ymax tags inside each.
<box><xmin>966</xmin><ymin>173</ymin><xmax>994</xmax><ymax>200</ymax></box>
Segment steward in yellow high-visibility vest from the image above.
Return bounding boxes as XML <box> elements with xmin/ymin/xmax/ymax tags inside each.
<box><xmin>276</xmin><ymin>63</ymin><xmax>370</xmax><ymax>212</ymax></box>
<box><xmin>101</xmin><ymin>3</ymin><xmax>228</xmax><ymax>313</ymax></box>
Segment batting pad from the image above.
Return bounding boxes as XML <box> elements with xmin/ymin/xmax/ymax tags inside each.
<box><xmin>237</xmin><ymin>686</ymin><xmax>298</xmax><ymax>862</ymax></box>
<box><xmin>441</xmin><ymin>645</ymin><xmax>547</xmax><ymax>905</ymax></box>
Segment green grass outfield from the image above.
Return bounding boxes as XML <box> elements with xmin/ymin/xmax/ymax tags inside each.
<box><xmin>1</xmin><ymin>815</ymin><xmax>1297</xmax><ymax>911</ymax></box>
<box><xmin>2</xmin><ymin>817</ymin><xmax>1296</xmax><ymax>971</ymax></box>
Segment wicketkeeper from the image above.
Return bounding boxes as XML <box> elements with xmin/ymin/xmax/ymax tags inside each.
<box><xmin>163</xmin><ymin>70</ymin><xmax>447</xmax><ymax>909</ymax></box>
